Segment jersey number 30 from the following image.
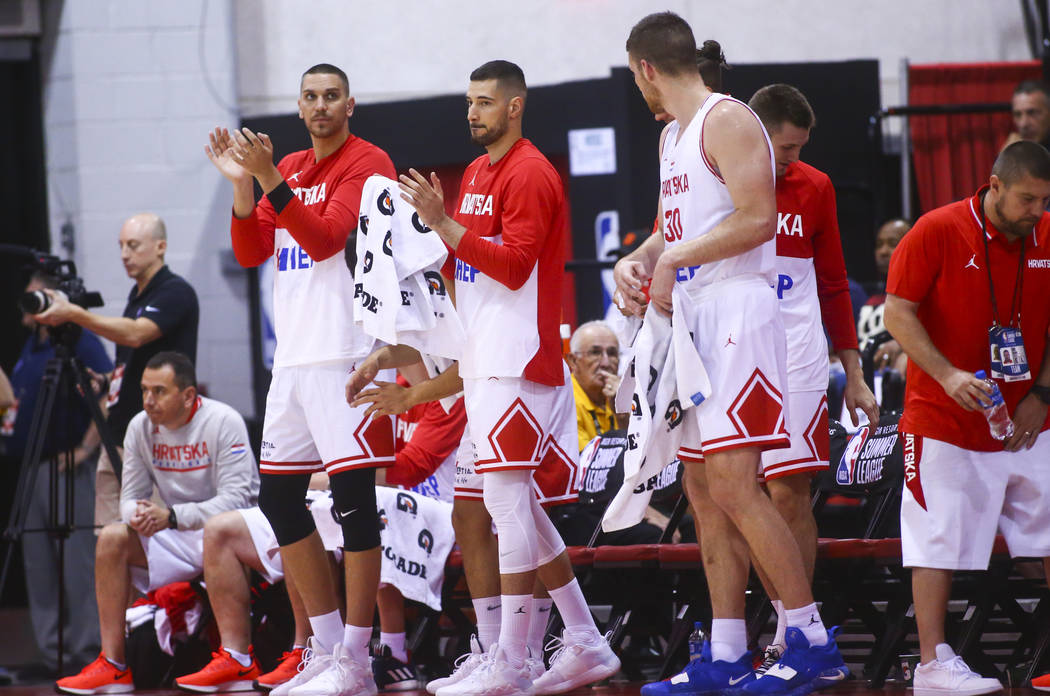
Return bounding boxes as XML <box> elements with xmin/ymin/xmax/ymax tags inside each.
<box><xmin>664</xmin><ymin>208</ymin><xmax>683</xmax><ymax>242</ymax></box>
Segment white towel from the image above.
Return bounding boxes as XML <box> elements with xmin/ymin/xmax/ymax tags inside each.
<box><xmin>375</xmin><ymin>486</ymin><xmax>455</xmax><ymax>611</ymax></box>
<box><xmin>602</xmin><ymin>286</ymin><xmax>709</xmax><ymax>531</ymax></box>
<box><xmin>354</xmin><ymin>175</ymin><xmax>466</xmax><ymax>362</ymax></box>
<box><xmin>305</xmin><ymin>487</ymin><xmax>454</xmax><ymax>611</ymax></box>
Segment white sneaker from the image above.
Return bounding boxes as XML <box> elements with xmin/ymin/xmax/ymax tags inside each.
<box><xmin>525</xmin><ymin>655</ymin><xmax>546</xmax><ymax>682</ymax></box>
<box><xmin>914</xmin><ymin>645</ymin><xmax>1003</xmax><ymax>696</ymax></box>
<box><xmin>289</xmin><ymin>644</ymin><xmax>377</xmax><ymax>696</ymax></box>
<box><xmin>426</xmin><ymin>635</ymin><xmax>487</xmax><ymax>695</ymax></box>
<box><xmin>532</xmin><ymin>630</ymin><xmax>620</xmax><ymax>695</ymax></box>
<box><xmin>271</xmin><ymin>638</ymin><xmax>333</xmax><ymax>696</ymax></box>
<box><xmin>437</xmin><ymin>645</ymin><xmax>532</xmax><ymax>696</ymax></box>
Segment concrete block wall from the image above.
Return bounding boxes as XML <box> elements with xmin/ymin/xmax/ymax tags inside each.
<box><xmin>40</xmin><ymin>0</ymin><xmax>254</xmax><ymax>416</ymax></box>
<box><xmin>38</xmin><ymin>0</ymin><xmax>1034</xmax><ymax>421</ymax></box>
<box><xmin>233</xmin><ymin>0</ymin><xmax>1032</xmax><ymax>119</ymax></box>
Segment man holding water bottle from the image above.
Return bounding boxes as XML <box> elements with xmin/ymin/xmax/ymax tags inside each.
<box><xmin>884</xmin><ymin>140</ymin><xmax>1050</xmax><ymax>696</ymax></box>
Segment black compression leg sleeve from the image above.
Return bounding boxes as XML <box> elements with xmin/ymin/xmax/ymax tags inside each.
<box><xmin>258</xmin><ymin>473</ymin><xmax>314</xmax><ymax>546</ymax></box>
<box><xmin>328</xmin><ymin>467</ymin><xmax>381</xmax><ymax>552</ymax></box>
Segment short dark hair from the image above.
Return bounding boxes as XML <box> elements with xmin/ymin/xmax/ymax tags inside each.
<box><xmin>748</xmin><ymin>84</ymin><xmax>816</xmax><ymax>132</ymax></box>
<box><xmin>301</xmin><ymin>63</ymin><xmax>349</xmax><ymax>94</ymax></box>
<box><xmin>626</xmin><ymin>12</ymin><xmax>698</xmax><ymax>76</ymax></box>
<box><xmin>992</xmin><ymin>140</ymin><xmax>1050</xmax><ymax>185</ymax></box>
<box><xmin>469</xmin><ymin>60</ymin><xmax>527</xmax><ymax>97</ymax></box>
<box><xmin>696</xmin><ymin>39</ymin><xmax>727</xmax><ymax>93</ymax></box>
<box><xmin>1014</xmin><ymin>80</ymin><xmax>1050</xmax><ymax>101</ymax></box>
<box><xmin>145</xmin><ymin>351</ymin><xmax>197</xmax><ymax>390</ymax></box>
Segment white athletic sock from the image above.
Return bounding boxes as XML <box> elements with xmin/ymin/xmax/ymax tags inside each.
<box><xmin>528</xmin><ymin>599</ymin><xmax>554</xmax><ymax>659</ymax></box>
<box><xmin>308</xmin><ymin>610</ymin><xmax>343</xmax><ymax>654</ymax></box>
<box><xmin>225</xmin><ymin>647</ymin><xmax>253</xmax><ymax>667</ymax></box>
<box><xmin>342</xmin><ymin>623</ymin><xmax>373</xmax><ymax>663</ymax></box>
<box><xmin>380</xmin><ymin>631</ymin><xmax>407</xmax><ymax>663</ymax></box>
<box><xmin>499</xmin><ymin>594</ymin><xmax>532</xmax><ymax>666</ymax></box>
<box><xmin>710</xmin><ymin>619</ymin><xmax>748</xmax><ymax>663</ymax></box>
<box><xmin>473</xmin><ymin>596</ymin><xmax>502</xmax><ymax>650</ymax></box>
<box><xmin>771</xmin><ymin>599</ymin><xmax>787</xmax><ymax>648</ymax></box>
<box><xmin>548</xmin><ymin>578</ymin><xmax>599</xmax><ymax>640</ymax></box>
<box><xmin>785</xmin><ymin>602</ymin><xmax>828</xmax><ymax>646</ymax></box>
<box><xmin>106</xmin><ymin>657</ymin><xmax>127</xmax><ymax>671</ymax></box>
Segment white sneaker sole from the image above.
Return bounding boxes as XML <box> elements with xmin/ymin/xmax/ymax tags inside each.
<box><xmin>56</xmin><ymin>685</ymin><xmax>135</xmax><ymax>695</ymax></box>
<box><xmin>533</xmin><ymin>657</ymin><xmax>620</xmax><ymax>695</ymax></box>
<box><xmin>177</xmin><ymin>679</ymin><xmax>258</xmax><ymax>693</ymax></box>
<box><xmin>379</xmin><ymin>678</ymin><xmax>420</xmax><ymax>692</ymax></box>
<box><xmin>914</xmin><ymin>683</ymin><xmax>1003</xmax><ymax>696</ymax></box>
<box><xmin>427</xmin><ymin>677</ymin><xmax>458</xmax><ymax>695</ymax></box>
<box><xmin>429</xmin><ymin>671</ymin><xmax>476</xmax><ymax>695</ymax></box>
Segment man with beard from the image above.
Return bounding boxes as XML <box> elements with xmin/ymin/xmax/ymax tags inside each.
<box><xmin>1004</xmin><ymin>81</ymin><xmax>1050</xmax><ymax>151</ymax></box>
<box><xmin>353</xmin><ymin>60</ymin><xmax>619</xmax><ymax>696</ymax></box>
<box><xmin>885</xmin><ymin>140</ymin><xmax>1050</xmax><ymax>696</ymax></box>
<box><xmin>204</xmin><ymin>63</ymin><xmax>397</xmax><ymax>696</ymax></box>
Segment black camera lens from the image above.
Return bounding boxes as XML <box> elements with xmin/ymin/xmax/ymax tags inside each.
<box><xmin>19</xmin><ymin>290</ymin><xmax>51</xmax><ymax>314</ymax></box>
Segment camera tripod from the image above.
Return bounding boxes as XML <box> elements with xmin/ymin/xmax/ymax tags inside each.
<box><xmin>0</xmin><ymin>324</ymin><xmax>123</xmax><ymax>675</ymax></box>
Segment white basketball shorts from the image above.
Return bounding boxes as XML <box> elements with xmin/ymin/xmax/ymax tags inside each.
<box><xmin>675</xmin><ymin>276</ymin><xmax>791</xmax><ymax>462</ymax></box>
<box><xmin>457</xmin><ymin>365</ymin><xmax>579</xmax><ymax>507</ymax></box>
<box><xmin>261</xmin><ymin>360</ymin><xmax>396</xmax><ymax>476</ymax></box>
<box><xmin>901</xmin><ymin>431</ymin><xmax>1050</xmax><ymax>570</ymax></box>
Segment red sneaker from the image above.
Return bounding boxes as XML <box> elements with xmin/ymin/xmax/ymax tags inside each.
<box><xmin>1033</xmin><ymin>672</ymin><xmax>1050</xmax><ymax>692</ymax></box>
<box><xmin>255</xmin><ymin>647</ymin><xmax>305</xmax><ymax>691</ymax></box>
<box><xmin>176</xmin><ymin>648</ymin><xmax>261</xmax><ymax>693</ymax></box>
<box><xmin>56</xmin><ymin>653</ymin><xmax>134</xmax><ymax>695</ymax></box>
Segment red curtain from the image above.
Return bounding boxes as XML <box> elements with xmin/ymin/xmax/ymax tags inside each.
<box><xmin>909</xmin><ymin>61</ymin><xmax>1040</xmax><ymax>213</ymax></box>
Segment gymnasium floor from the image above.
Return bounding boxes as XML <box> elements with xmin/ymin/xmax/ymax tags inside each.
<box><xmin>0</xmin><ymin>685</ymin><xmax>1046</xmax><ymax>696</ymax></box>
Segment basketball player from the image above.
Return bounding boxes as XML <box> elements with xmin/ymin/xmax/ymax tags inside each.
<box><xmin>746</xmin><ymin>83</ymin><xmax>879</xmax><ymax>670</ymax></box>
<box><xmin>616</xmin><ymin>13</ymin><xmax>848</xmax><ymax>696</ymax></box>
<box><xmin>364</xmin><ymin>60</ymin><xmax>619</xmax><ymax>696</ymax></box>
<box><xmin>205</xmin><ymin>63</ymin><xmax>397</xmax><ymax>696</ymax></box>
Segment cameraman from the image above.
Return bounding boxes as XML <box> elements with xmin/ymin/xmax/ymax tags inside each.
<box><xmin>34</xmin><ymin>213</ymin><xmax>199</xmax><ymax>526</ymax></box>
<box><xmin>2</xmin><ymin>270</ymin><xmax>113</xmax><ymax>675</ymax></box>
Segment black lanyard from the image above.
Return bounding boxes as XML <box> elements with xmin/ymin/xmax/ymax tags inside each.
<box><xmin>978</xmin><ymin>191</ymin><xmax>1026</xmax><ymax>328</ymax></box>
<box><xmin>590</xmin><ymin>409</ymin><xmax>605</xmax><ymax>437</ymax></box>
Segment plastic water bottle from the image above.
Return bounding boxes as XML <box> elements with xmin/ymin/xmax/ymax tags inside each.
<box><xmin>975</xmin><ymin>370</ymin><xmax>1015</xmax><ymax>440</ymax></box>
<box><xmin>688</xmin><ymin>622</ymin><xmax>705</xmax><ymax>662</ymax></box>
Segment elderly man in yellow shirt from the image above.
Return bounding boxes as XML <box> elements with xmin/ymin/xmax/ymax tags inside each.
<box><xmin>567</xmin><ymin>320</ymin><xmax>622</xmax><ymax>452</ymax></box>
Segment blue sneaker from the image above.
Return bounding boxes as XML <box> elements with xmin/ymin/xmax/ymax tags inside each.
<box><xmin>641</xmin><ymin>642</ymin><xmax>755</xmax><ymax>696</ymax></box>
<box><xmin>740</xmin><ymin>627</ymin><xmax>849</xmax><ymax>696</ymax></box>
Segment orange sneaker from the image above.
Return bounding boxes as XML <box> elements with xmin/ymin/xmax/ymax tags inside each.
<box><xmin>1033</xmin><ymin>673</ymin><xmax>1050</xmax><ymax>692</ymax></box>
<box><xmin>176</xmin><ymin>648</ymin><xmax>261</xmax><ymax>693</ymax></box>
<box><xmin>255</xmin><ymin>647</ymin><xmax>305</xmax><ymax>691</ymax></box>
<box><xmin>55</xmin><ymin>653</ymin><xmax>134</xmax><ymax>695</ymax></box>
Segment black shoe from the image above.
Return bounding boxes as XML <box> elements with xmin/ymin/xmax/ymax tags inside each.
<box><xmin>15</xmin><ymin>661</ymin><xmax>57</xmax><ymax>684</ymax></box>
<box><xmin>372</xmin><ymin>644</ymin><xmax>420</xmax><ymax>692</ymax></box>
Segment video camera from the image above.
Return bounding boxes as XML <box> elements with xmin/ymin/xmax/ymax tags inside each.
<box><xmin>17</xmin><ymin>251</ymin><xmax>104</xmax><ymax>314</ymax></box>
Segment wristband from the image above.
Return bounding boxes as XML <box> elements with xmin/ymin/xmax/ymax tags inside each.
<box><xmin>266</xmin><ymin>180</ymin><xmax>295</xmax><ymax>214</ymax></box>
<box><xmin>168</xmin><ymin>507</ymin><xmax>178</xmax><ymax>530</ymax></box>
<box><xmin>1029</xmin><ymin>384</ymin><xmax>1050</xmax><ymax>405</ymax></box>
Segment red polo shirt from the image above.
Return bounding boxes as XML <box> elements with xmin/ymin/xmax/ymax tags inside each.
<box><xmin>888</xmin><ymin>186</ymin><xmax>1050</xmax><ymax>451</ymax></box>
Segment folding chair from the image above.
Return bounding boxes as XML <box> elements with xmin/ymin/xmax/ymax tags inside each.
<box><xmin>808</xmin><ymin>413</ymin><xmax>911</xmax><ymax>686</ymax></box>
<box><xmin>548</xmin><ymin>429</ymin><xmax>687</xmax><ymax>679</ymax></box>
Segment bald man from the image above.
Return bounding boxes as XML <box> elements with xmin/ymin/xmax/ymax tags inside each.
<box><xmin>567</xmin><ymin>320</ymin><xmax>622</xmax><ymax>452</ymax></box>
<box><xmin>36</xmin><ymin>213</ymin><xmax>200</xmax><ymax>525</ymax></box>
